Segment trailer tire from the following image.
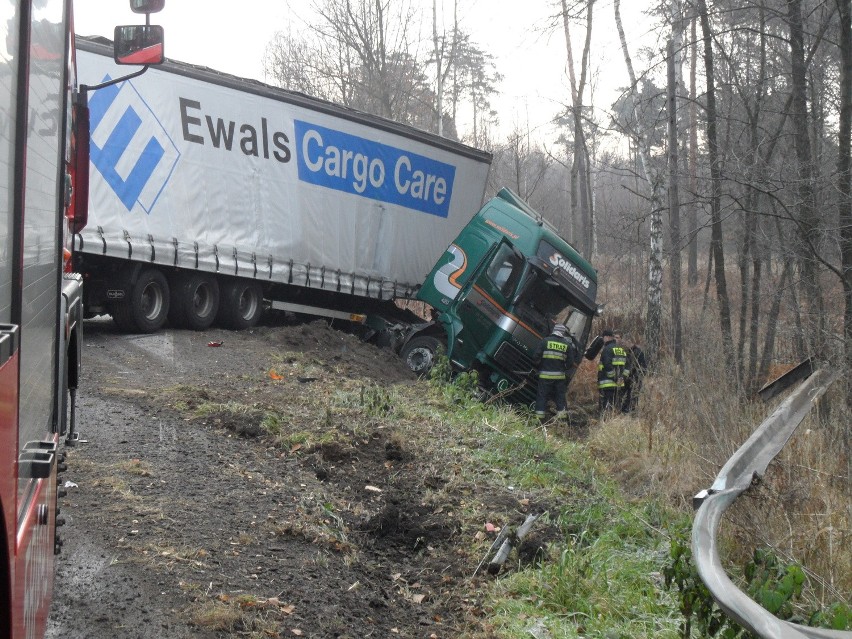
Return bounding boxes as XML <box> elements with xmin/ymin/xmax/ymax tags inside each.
<box><xmin>169</xmin><ymin>272</ymin><xmax>220</xmax><ymax>330</ymax></box>
<box><xmin>216</xmin><ymin>280</ymin><xmax>263</xmax><ymax>330</ymax></box>
<box><xmin>111</xmin><ymin>268</ymin><xmax>170</xmax><ymax>333</ymax></box>
<box><xmin>400</xmin><ymin>335</ymin><xmax>444</xmax><ymax>376</ymax></box>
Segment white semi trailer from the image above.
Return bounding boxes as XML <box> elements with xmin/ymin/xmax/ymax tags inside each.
<box><xmin>74</xmin><ymin>36</ymin><xmax>491</xmax><ymax>336</ymax></box>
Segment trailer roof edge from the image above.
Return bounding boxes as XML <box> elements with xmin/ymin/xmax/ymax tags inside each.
<box><xmin>76</xmin><ymin>35</ymin><xmax>493</xmax><ymax>165</ymax></box>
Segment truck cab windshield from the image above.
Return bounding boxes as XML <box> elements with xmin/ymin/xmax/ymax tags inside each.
<box><xmin>513</xmin><ymin>270</ymin><xmax>592</xmax><ymax>340</ymax></box>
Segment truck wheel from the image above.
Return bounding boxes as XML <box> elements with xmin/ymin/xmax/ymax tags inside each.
<box><xmin>400</xmin><ymin>336</ymin><xmax>444</xmax><ymax>375</ymax></box>
<box><xmin>216</xmin><ymin>280</ymin><xmax>263</xmax><ymax>330</ymax></box>
<box><xmin>111</xmin><ymin>268</ymin><xmax>170</xmax><ymax>333</ymax></box>
<box><xmin>169</xmin><ymin>272</ymin><xmax>220</xmax><ymax>330</ymax></box>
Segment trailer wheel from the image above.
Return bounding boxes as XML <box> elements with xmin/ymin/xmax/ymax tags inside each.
<box><xmin>400</xmin><ymin>336</ymin><xmax>444</xmax><ymax>376</ymax></box>
<box><xmin>111</xmin><ymin>268</ymin><xmax>170</xmax><ymax>333</ymax></box>
<box><xmin>169</xmin><ymin>272</ymin><xmax>220</xmax><ymax>330</ymax></box>
<box><xmin>216</xmin><ymin>280</ymin><xmax>263</xmax><ymax>330</ymax></box>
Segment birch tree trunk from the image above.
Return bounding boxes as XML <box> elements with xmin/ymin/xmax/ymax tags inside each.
<box><xmin>614</xmin><ymin>0</ymin><xmax>663</xmax><ymax>363</ymax></box>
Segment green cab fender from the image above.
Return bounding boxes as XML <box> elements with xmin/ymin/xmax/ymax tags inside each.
<box><xmin>437</xmin><ymin>312</ymin><xmax>464</xmax><ymax>362</ymax></box>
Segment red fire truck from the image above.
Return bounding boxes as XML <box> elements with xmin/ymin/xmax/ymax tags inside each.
<box><xmin>0</xmin><ymin>1</ymin><xmax>163</xmax><ymax>636</ymax></box>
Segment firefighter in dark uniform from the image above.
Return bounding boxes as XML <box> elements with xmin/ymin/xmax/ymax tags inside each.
<box><xmin>597</xmin><ymin>329</ymin><xmax>629</xmax><ymax>415</ymax></box>
<box><xmin>621</xmin><ymin>335</ymin><xmax>647</xmax><ymax>413</ymax></box>
<box><xmin>533</xmin><ymin>323</ymin><xmax>575</xmax><ymax>420</ymax></box>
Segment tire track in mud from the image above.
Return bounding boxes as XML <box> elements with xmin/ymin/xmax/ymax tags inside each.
<box><xmin>47</xmin><ymin>390</ymin><xmax>200</xmax><ymax>639</ymax></box>
<box><xmin>48</xmin><ymin>320</ymin><xmax>474</xmax><ymax>638</ymax></box>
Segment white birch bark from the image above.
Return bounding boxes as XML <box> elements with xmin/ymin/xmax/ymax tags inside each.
<box><xmin>614</xmin><ymin>0</ymin><xmax>663</xmax><ymax>362</ymax></box>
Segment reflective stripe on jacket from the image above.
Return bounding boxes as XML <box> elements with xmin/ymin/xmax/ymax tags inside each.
<box><xmin>535</xmin><ymin>335</ymin><xmax>573</xmax><ymax>381</ymax></box>
<box><xmin>598</xmin><ymin>343</ymin><xmax>629</xmax><ymax>389</ymax></box>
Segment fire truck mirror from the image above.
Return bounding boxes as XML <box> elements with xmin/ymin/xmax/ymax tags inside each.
<box><xmin>114</xmin><ymin>25</ymin><xmax>165</xmax><ymax>66</ymax></box>
<box><xmin>130</xmin><ymin>0</ymin><xmax>165</xmax><ymax>14</ymax></box>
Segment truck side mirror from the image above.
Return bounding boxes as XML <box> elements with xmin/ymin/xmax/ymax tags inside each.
<box><xmin>114</xmin><ymin>25</ymin><xmax>164</xmax><ymax>65</ymax></box>
<box><xmin>130</xmin><ymin>0</ymin><xmax>165</xmax><ymax>13</ymax></box>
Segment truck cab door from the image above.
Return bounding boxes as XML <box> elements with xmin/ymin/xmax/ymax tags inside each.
<box><xmin>449</xmin><ymin>240</ymin><xmax>525</xmax><ymax>369</ymax></box>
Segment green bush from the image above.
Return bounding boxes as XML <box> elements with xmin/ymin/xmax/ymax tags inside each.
<box><xmin>663</xmin><ymin>521</ymin><xmax>851</xmax><ymax>638</ymax></box>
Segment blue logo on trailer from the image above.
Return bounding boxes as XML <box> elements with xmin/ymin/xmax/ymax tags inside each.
<box><xmin>294</xmin><ymin>120</ymin><xmax>455</xmax><ymax>218</ymax></box>
<box><xmin>88</xmin><ymin>76</ymin><xmax>180</xmax><ymax>213</ymax></box>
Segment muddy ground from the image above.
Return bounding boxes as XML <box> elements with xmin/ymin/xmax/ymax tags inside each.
<box><xmin>46</xmin><ymin>315</ymin><xmax>558</xmax><ymax>639</ymax></box>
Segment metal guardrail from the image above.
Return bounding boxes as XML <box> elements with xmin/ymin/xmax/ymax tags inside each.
<box><xmin>692</xmin><ymin>367</ymin><xmax>850</xmax><ymax>639</ymax></box>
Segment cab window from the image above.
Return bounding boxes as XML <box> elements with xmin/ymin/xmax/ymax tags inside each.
<box><xmin>485</xmin><ymin>243</ymin><xmax>523</xmax><ymax>298</ymax></box>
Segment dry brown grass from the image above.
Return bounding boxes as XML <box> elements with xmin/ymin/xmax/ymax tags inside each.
<box><xmin>187</xmin><ymin>593</ymin><xmax>297</xmax><ymax>635</ymax></box>
<box><xmin>591</xmin><ymin>373</ymin><xmax>850</xmax><ymax>596</ymax></box>
<box><xmin>187</xmin><ymin>599</ymin><xmax>243</xmax><ymax>631</ymax></box>
<box><xmin>583</xmin><ymin>258</ymin><xmax>850</xmax><ymax>602</ymax></box>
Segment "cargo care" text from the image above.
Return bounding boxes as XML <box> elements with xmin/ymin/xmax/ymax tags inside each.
<box><xmin>294</xmin><ymin>120</ymin><xmax>455</xmax><ymax>218</ymax></box>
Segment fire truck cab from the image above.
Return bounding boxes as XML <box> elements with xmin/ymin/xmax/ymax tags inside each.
<box><xmin>0</xmin><ymin>2</ymin><xmax>163</xmax><ymax>637</ymax></box>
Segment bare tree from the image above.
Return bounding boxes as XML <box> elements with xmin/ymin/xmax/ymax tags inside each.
<box><xmin>493</xmin><ymin>127</ymin><xmax>554</xmax><ymax>202</ymax></box>
<box><xmin>697</xmin><ymin>0</ymin><xmax>734</xmax><ymax>374</ymax></box>
<box><xmin>708</xmin><ymin>1</ymin><xmax>771</xmax><ymax>390</ymax></box>
<box><xmin>264</xmin><ymin>0</ymin><xmax>433</xmax><ymax>127</ymax></box>
<box><xmin>667</xmin><ymin>0</ymin><xmax>685</xmax><ymax>365</ymax></box>
<box><xmin>667</xmin><ymin>42</ymin><xmax>683</xmax><ymax>365</ymax></box>
<box><xmin>687</xmin><ymin>13</ymin><xmax>699</xmax><ymax>287</ymax></box>
<box><xmin>787</xmin><ymin>0</ymin><xmax>827</xmax><ymax>358</ymax></box>
<box><xmin>836</xmin><ymin>0</ymin><xmax>852</xmax><ymax>489</ymax></box>
<box><xmin>430</xmin><ymin>0</ymin><xmax>459</xmax><ymax>136</ymax></box>
<box><xmin>614</xmin><ymin>0</ymin><xmax>664</xmax><ymax>364</ymax></box>
<box><xmin>560</xmin><ymin>0</ymin><xmax>596</xmax><ymax>258</ymax></box>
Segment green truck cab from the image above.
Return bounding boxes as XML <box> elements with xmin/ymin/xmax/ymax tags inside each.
<box><xmin>404</xmin><ymin>188</ymin><xmax>599</xmax><ymax>404</ymax></box>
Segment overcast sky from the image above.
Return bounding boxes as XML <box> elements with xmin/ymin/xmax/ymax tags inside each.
<box><xmin>73</xmin><ymin>0</ymin><xmax>657</xmax><ymax>143</ymax></box>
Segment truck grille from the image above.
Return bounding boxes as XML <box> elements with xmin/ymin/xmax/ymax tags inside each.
<box><xmin>493</xmin><ymin>342</ymin><xmax>538</xmax><ymax>404</ymax></box>
<box><xmin>494</xmin><ymin>341</ymin><xmax>533</xmax><ymax>374</ymax></box>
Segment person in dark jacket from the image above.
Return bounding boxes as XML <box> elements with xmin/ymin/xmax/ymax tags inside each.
<box><xmin>621</xmin><ymin>336</ymin><xmax>647</xmax><ymax>413</ymax></box>
<box><xmin>597</xmin><ymin>329</ymin><xmax>629</xmax><ymax>415</ymax></box>
<box><xmin>533</xmin><ymin>323</ymin><xmax>575</xmax><ymax>420</ymax></box>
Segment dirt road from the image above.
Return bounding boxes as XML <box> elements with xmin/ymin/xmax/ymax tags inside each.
<box><xmin>46</xmin><ymin>318</ymin><xmax>519</xmax><ymax>638</ymax></box>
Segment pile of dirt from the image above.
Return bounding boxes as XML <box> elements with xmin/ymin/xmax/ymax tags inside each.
<box><xmin>259</xmin><ymin>319</ymin><xmax>418</xmax><ymax>385</ymax></box>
